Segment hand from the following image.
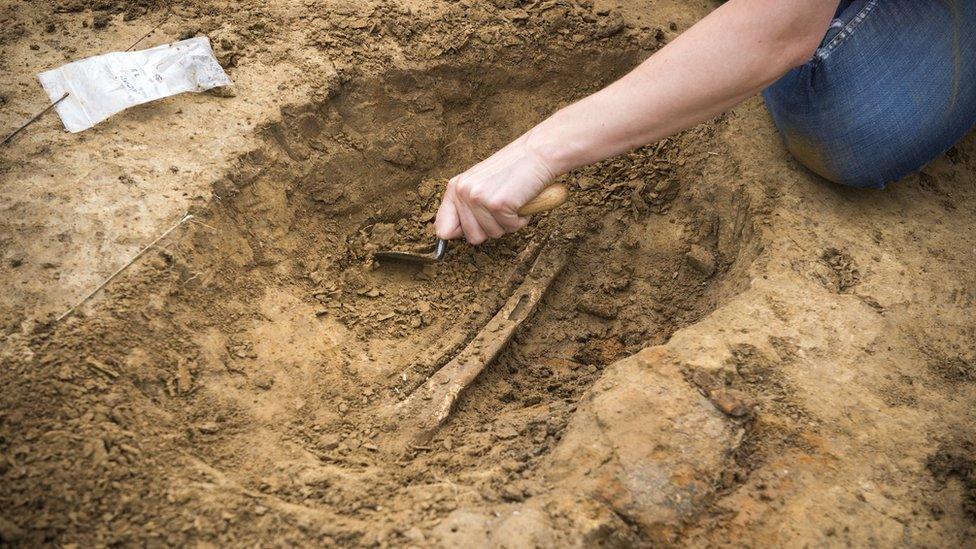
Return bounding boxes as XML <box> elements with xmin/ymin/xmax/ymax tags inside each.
<box><xmin>435</xmin><ymin>134</ymin><xmax>556</xmax><ymax>245</ymax></box>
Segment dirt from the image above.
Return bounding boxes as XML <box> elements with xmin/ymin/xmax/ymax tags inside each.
<box><xmin>2</xmin><ymin>0</ymin><xmax>976</xmax><ymax>547</ymax></box>
<box><xmin>928</xmin><ymin>438</ymin><xmax>976</xmax><ymax>520</ymax></box>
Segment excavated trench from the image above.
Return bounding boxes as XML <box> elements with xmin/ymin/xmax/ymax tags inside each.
<box><xmin>19</xmin><ymin>49</ymin><xmax>760</xmax><ymax>544</ymax></box>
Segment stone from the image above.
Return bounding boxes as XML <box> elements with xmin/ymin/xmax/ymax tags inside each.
<box><xmin>686</xmin><ymin>244</ymin><xmax>716</xmax><ymax>277</ymax></box>
<box><xmin>707</xmin><ymin>388</ymin><xmax>752</xmax><ymax>417</ymax></box>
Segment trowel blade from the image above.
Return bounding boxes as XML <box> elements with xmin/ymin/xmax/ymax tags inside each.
<box><xmin>374</xmin><ymin>238</ymin><xmax>447</xmax><ymax>265</ymax></box>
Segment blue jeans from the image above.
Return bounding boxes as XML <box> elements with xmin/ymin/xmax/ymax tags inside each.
<box><xmin>763</xmin><ymin>0</ymin><xmax>976</xmax><ymax>189</ymax></box>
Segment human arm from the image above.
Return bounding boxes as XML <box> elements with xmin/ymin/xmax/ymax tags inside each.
<box><xmin>435</xmin><ymin>0</ymin><xmax>839</xmax><ymax>244</ymax></box>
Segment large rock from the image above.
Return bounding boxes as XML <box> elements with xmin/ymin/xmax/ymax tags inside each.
<box><xmin>545</xmin><ymin>346</ymin><xmax>740</xmax><ymax>544</ymax></box>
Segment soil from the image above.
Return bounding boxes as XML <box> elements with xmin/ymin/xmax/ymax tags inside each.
<box><xmin>2</xmin><ymin>0</ymin><xmax>976</xmax><ymax>547</ymax></box>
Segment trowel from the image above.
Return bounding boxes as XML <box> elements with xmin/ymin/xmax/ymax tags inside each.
<box><xmin>374</xmin><ymin>183</ymin><xmax>569</xmax><ymax>265</ymax></box>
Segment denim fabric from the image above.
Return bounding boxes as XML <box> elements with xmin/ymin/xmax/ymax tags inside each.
<box><xmin>763</xmin><ymin>0</ymin><xmax>976</xmax><ymax>189</ymax></box>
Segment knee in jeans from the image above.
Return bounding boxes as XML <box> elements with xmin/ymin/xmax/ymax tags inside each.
<box><xmin>784</xmin><ymin>131</ymin><xmax>887</xmax><ymax>190</ymax></box>
<box><xmin>830</xmin><ymin>172</ymin><xmax>888</xmax><ymax>190</ymax></box>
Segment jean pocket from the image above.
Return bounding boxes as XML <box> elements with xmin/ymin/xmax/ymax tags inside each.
<box><xmin>814</xmin><ymin>0</ymin><xmax>879</xmax><ymax>62</ymax></box>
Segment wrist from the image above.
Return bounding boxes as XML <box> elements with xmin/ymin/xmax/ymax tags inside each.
<box><xmin>523</xmin><ymin>120</ymin><xmax>583</xmax><ymax>178</ymax></box>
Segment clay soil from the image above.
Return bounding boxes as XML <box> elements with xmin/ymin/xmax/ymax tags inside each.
<box><xmin>2</xmin><ymin>0</ymin><xmax>976</xmax><ymax>547</ymax></box>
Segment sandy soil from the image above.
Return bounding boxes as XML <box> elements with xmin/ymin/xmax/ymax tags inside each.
<box><xmin>1</xmin><ymin>0</ymin><xmax>975</xmax><ymax>546</ymax></box>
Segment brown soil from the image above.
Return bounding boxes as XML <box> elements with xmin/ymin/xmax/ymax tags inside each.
<box><xmin>2</xmin><ymin>0</ymin><xmax>976</xmax><ymax>547</ymax></box>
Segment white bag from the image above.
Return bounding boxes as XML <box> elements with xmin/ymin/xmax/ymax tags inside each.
<box><xmin>37</xmin><ymin>37</ymin><xmax>233</xmax><ymax>133</ymax></box>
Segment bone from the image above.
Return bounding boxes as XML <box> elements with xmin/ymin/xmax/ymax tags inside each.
<box><xmin>382</xmin><ymin>237</ymin><xmax>573</xmax><ymax>449</ymax></box>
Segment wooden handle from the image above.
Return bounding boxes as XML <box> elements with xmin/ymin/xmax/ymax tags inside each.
<box><xmin>517</xmin><ymin>183</ymin><xmax>569</xmax><ymax>216</ymax></box>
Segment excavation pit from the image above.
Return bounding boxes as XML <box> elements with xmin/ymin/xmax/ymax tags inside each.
<box><xmin>9</xmin><ymin>50</ymin><xmax>756</xmax><ymax>545</ymax></box>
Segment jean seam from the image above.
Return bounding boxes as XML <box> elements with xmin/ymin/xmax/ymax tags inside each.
<box><xmin>815</xmin><ymin>0</ymin><xmax>879</xmax><ymax>62</ymax></box>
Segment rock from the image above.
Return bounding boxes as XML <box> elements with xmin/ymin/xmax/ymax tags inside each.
<box><xmin>471</xmin><ymin>252</ymin><xmax>491</xmax><ymax>268</ymax></box>
<box><xmin>381</xmin><ymin>142</ymin><xmax>416</xmax><ymax>167</ymax></box>
<box><xmin>500</xmin><ymin>483</ymin><xmax>525</xmax><ymax>501</ymax></box>
<box><xmin>576</xmin><ymin>295</ymin><xmax>619</xmax><ymax>320</ymax></box>
<box><xmin>546</xmin><ymin>348</ymin><xmax>737</xmax><ymax>542</ymax></box>
<box><xmin>197</xmin><ymin>422</ymin><xmax>221</xmax><ymax>434</ymax></box>
<box><xmin>708</xmin><ymin>388</ymin><xmax>752</xmax><ymax>417</ymax></box>
<box><xmin>178</xmin><ymin>27</ymin><xmax>200</xmax><ymax>41</ymax></box>
<box><xmin>86</xmin><ymin>356</ymin><xmax>119</xmax><ymax>379</ymax></box>
<box><xmin>403</xmin><ymin>526</ymin><xmax>425</xmax><ymax>543</ymax></box>
<box><xmin>92</xmin><ymin>13</ymin><xmax>110</xmax><ymax>29</ymax></box>
<box><xmin>686</xmin><ymin>244</ymin><xmax>716</xmax><ymax>277</ymax></box>
<box><xmin>206</xmin><ymin>86</ymin><xmax>237</xmax><ymax>98</ymax></box>
<box><xmin>319</xmin><ymin>434</ymin><xmax>340</xmax><ymax>451</ymax></box>
<box><xmin>252</xmin><ymin>372</ymin><xmax>274</xmax><ymax>390</ymax></box>
<box><xmin>595</xmin><ymin>11</ymin><xmax>625</xmax><ymax>38</ymax></box>
<box><xmin>500</xmin><ymin>459</ymin><xmax>521</xmax><ymax>473</ymax></box>
<box><xmin>56</xmin><ymin>364</ymin><xmax>74</xmax><ymax>381</ymax></box>
<box><xmin>370</xmin><ymin>223</ymin><xmax>397</xmax><ymax>247</ymax></box>
<box><xmin>86</xmin><ymin>436</ymin><xmax>109</xmax><ymax>466</ymax></box>
<box><xmin>176</xmin><ymin>360</ymin><xmax>193</xmax><ymax>393</ymax></box>
<box><xmin>494</xmin><ymin>426</ymin><xmax>519</xmax><ymax>440</ymax></box>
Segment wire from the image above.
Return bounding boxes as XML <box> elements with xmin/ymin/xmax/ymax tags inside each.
<box><xmin>55</xmin><ymin>213</ymin><xmax>193</xmax><ymax>323</ymax></box>
<box><xmin>0</xmin><ymin>8</ymin><xmax>173</xmax><ymax>146</ymax></box>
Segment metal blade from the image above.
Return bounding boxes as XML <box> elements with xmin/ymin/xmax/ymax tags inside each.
<box><xmin>374</xmin><ymin>239</ymin><xmax>447</xmax><ymax>265</ymax></box>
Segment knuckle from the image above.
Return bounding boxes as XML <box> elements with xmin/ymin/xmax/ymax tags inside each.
<box><xmin>468</xmin><ymin>189</ymin><xmax>488</xmax><ymax>206</ymax></box>
<box><xmin>499</xmin><ymin>218</ymin><xmax>521</xmax><ymax>231</ymax></box>
<box><xmin>484</xmin><ymin>196</ymin><xmax>508</xmax><ymax>212</ymax></box>
<box><xmin>454</xmin><ymin>179</ymin><xmax>473</xmax><ymax>199</ymax></box>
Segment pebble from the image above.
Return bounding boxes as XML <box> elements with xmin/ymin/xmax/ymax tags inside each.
<box><xmin>708</xmin><ymin>388</ymin><xmax>751</xmax><ymax>417</ymax></box>
<box><xmin>686</xmin><ymin>244</ymin><xmax>716</xmax><ymax>277</ymax></box>
<box><xmin>495</xmin><ymin>426</ymin><xmax>519</xmax><ymax>440</ymax></box>
<box><xmin>576</xmin><ymin>296</ymin><xmax>619</xmax><ymax>320</ymax></box>
<box><xmin>252</xmin><ymin>372</ymin><xmax>274</xmax><ymax>390</ymax></box>
<box><xmin>196</xmin><ymin>422</ymin><xmax>221</xmax><ymax>434</ymax></box>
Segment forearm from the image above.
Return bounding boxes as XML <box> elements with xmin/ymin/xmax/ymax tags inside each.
<box><xmin>525</xmin><ymin>0</ymin><xmax>838</xmax><ymax>175</ymax></box>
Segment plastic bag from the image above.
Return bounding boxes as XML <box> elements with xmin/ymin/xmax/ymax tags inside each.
<box><xmin>37</xmin><ymin>37</ymin><xmax>233</xmax><ymax>133</ymax></box>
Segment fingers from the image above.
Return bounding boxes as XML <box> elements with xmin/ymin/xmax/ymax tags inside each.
<box><xmin>436</xmin><ymin>136</ymin><xmax>556</xmax><ymax>246</ymax></box>
<box><xmin>498</xmin><ymin>212</ymin><xmax>531</xmax><ymax>233</ymax></box>
<box><xmin>445</xmin><ymin>176</ymin><xmax>537</xmax><ymax>244</ymax></box>
<box><xmin>471</xmin><ymin>205</ymin><xmax>506</xmax><ymax>240</ymax></box>
<box><xmin>455</xmin><ymin>199</ymin><xmax>489</xmax><ymax>245</ymax></box>
<box><xmin>489</xmin><ymin>207</ymin><xmax>529</xmax><ymax>233</ymax></box>
<box><xmin>435</xmin><ymin>193</ymin><xmax>463</xmax><ymax>240</ymax></box>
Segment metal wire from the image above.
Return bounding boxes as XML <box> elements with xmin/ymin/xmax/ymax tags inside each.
<box><xmin>0</xmin><ymin>9</ymin><xmax>172</xmax><ymax>146</ymax></box>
